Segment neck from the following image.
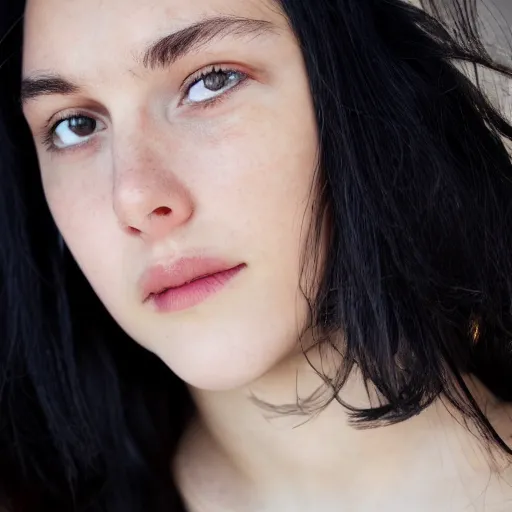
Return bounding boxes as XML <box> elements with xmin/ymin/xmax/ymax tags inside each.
<box><xmin>175</xmin><ymin>345</ymin><xmax>509</xmax><ymax>508</ymax></box>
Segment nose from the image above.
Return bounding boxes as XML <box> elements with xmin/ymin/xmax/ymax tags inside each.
<box><xmin>111</xmin><ymin>137</ymin><xmax>194</xmax><ymax>243</ymax></box>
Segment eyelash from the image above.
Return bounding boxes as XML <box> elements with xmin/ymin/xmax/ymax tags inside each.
<box><xmin>182</xmin><ymin>65</ymin><xmax>247</xmax><ymax>109</ymax></box>
<box><xmin>42</xmin><ymin>64</ymin><xmax>248</xmax><ymax>153</ymax></box>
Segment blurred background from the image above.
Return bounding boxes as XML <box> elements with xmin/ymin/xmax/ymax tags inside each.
<box><xmin>439</xmin><ymin>0</ymin><xmax>512</xmax><ymax>115</ymax></box>
<box><xmin>479</xmin><ymin>0</ymin><xmax>512</xmax><ymax>64</ymax></box>
<box><xmin>474</xmin><ymin>0</ymin><xmax>512</xmax><ymax>129</ymax></box>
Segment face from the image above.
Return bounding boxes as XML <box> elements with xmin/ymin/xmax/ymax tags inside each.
<box><xmin>22</xmin><ymin>0</ymin><xmax>320</xmax><ymax>391</ymax></box>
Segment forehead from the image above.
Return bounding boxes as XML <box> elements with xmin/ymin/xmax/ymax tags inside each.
<box><xmin>22</xmin><ymin>0</ymin><xmax>280</xmax><ymax>74</ymax></box>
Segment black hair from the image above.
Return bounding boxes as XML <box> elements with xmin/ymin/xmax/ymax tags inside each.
<box><xmin>1</xmin><ymin>0</ymin><xmax>512</xmax><ymax>510</ymax></box>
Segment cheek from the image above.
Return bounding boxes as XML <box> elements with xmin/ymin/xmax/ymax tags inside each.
<box><xmin>40</xmin><ymin>150</ymin><xmax>107</xmax><ymax>224</ymax></box>
<box><xmin>43</xmin><ymin>173</ymin><xmax>102</xmax><ymax>249</ymax></box>
<box><xmin>188</xmin><ymin>99</ymin><xmax>319</xmax><ymax>248</ymax></box>
<box><xmin>40</xmin><ymin>157</ymin><xmax>123</xmax><ymax>297</ymax></box>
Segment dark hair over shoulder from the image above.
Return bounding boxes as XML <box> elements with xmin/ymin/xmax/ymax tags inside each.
<box><xmin>1</xmin><ymin>1</ymin><xmax>512</xmax><ymax>510</ymax></box>
<box><xmin>287</xmin><ymin>0</ymin><xmax>512</xmax><ymax>442</ymax></box>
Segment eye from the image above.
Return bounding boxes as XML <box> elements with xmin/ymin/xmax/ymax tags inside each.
<box><xmin>183</xmin><ymin>67</ymin><xmax>247</xmax><ymax>105</ymax></box>
<box><xmin>47</xmin><ymin>115</ymin><xmax>106</xmax><ymax>150</ymax></box>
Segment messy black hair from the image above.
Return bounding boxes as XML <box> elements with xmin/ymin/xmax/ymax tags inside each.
<box><xmin>1</xmin><ymin>0</ymin><xmax>511</xmax><ymax>510</ymax></box>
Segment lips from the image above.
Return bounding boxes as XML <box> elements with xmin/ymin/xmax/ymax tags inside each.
<box><xmin>140</xmin><ymin>257</ymin><xmax>243</xmax><ymax>303</ymax></box>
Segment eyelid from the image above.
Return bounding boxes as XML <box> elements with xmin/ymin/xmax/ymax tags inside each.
<box><xmin>45</xmin><ymin>109</ymin><xmax>81</xmax><ymax>132</ymax></box>
<box><xmin>38</xmin><ymin>64</ymin><xmax>251</xmax><ymax>153</ymax></box>
<box><xmin>44</xmin><ymin>103</ymin><xmax>107</xmax><ymax>131</ymax></box>
<box><xmin>41</xmin><ymin>64</ymin><xmax>246</xmax><ymax>129</ymax></box>
<box><xmin>41</xmin><ymin>111</ymin><xmax>106</xmax><ymax>152</ymax></box>
<box><xmin>179</xmin><ymin>64</ymin><xmax>249</xmax><ymax>102</ymax></box>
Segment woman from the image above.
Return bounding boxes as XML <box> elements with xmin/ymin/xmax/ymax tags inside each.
<box><xmin>1</xmin><ymin>0</ymin><xmax>512</xmax><ymax>510</ymax></box>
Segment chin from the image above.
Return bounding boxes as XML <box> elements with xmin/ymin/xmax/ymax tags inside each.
<box><xmin>151</xmin><ymin>325</ymin><xmax>300</xmax><ymax>392</ymax></box>
<box><xmin>115</xmin><ymin>283</ymin><xmax>308</xmax><ymax>391</ymax></box>
<box><xmin>157</xmin><ymin>348</ymin><xmax>278</xmax><ymax>392</ymax></box>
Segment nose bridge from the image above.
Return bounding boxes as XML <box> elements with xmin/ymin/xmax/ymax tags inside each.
<box><xmin>111</xmin><ymin>103</ymin><xmax>161</xmax><ymax>180</ymax></box>
<box><xmin>113</xmin><ymin>131</ymin><xmax>162</xmax><ymax>192</ymax></box>
<box><xmin>110</xmin><ymin>116</ymin><xmax>193</xmax><ymax>239</ymax></box>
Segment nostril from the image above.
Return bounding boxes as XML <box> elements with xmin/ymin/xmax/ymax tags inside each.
<box><xmin>152</xmin><ymin>206</ymin><xmax>172</xmax><ymax>217</ymax></box>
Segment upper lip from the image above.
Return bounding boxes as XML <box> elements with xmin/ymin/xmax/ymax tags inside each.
<box><xmin>139</xmin><ymin>257</ymin><xmax>241</xmax><ymax>302</ymax></box>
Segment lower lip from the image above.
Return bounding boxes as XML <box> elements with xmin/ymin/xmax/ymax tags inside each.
<box><xmin>149</xmin><ymin>264</ymin><xmax>245</xmax><ymax>313</ymax></box>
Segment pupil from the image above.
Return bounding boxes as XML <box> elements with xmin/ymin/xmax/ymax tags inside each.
<box><xmin>69</xmin><ymin>117</ymin><xmax>95</xmax><ymax>136</ymax></box>
<box><xmin>204</xmin><ymin>71</ymin><xmax>228</xmax><ymax>91</ymax></box>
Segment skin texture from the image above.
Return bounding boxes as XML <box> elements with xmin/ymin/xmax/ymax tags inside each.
<box><xmin>23</xmin><ymin>0</ymin><xmax>319</xmax><ymax>392</ymax></box>
<box><xmin>22</xmin><ymin>0</ymin><xmax>512</xmax><ymax>510</ymax></box>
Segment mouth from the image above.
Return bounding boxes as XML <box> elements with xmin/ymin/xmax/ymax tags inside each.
<box><xmin>140</xmin><ymin>259</ymin><xmax>246</xmax><ymax>313</ymax></box>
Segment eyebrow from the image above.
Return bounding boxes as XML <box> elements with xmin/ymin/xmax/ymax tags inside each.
<box><xmin>20</xmin><ymin>15</ymin><xmax>276</xmax><ymax>105</ymax></box>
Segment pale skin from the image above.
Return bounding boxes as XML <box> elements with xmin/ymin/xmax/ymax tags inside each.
<box><xmin>21</xmin><ymin>0</ymin><xmax>512</xmax><ymax>510</ymax></box>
